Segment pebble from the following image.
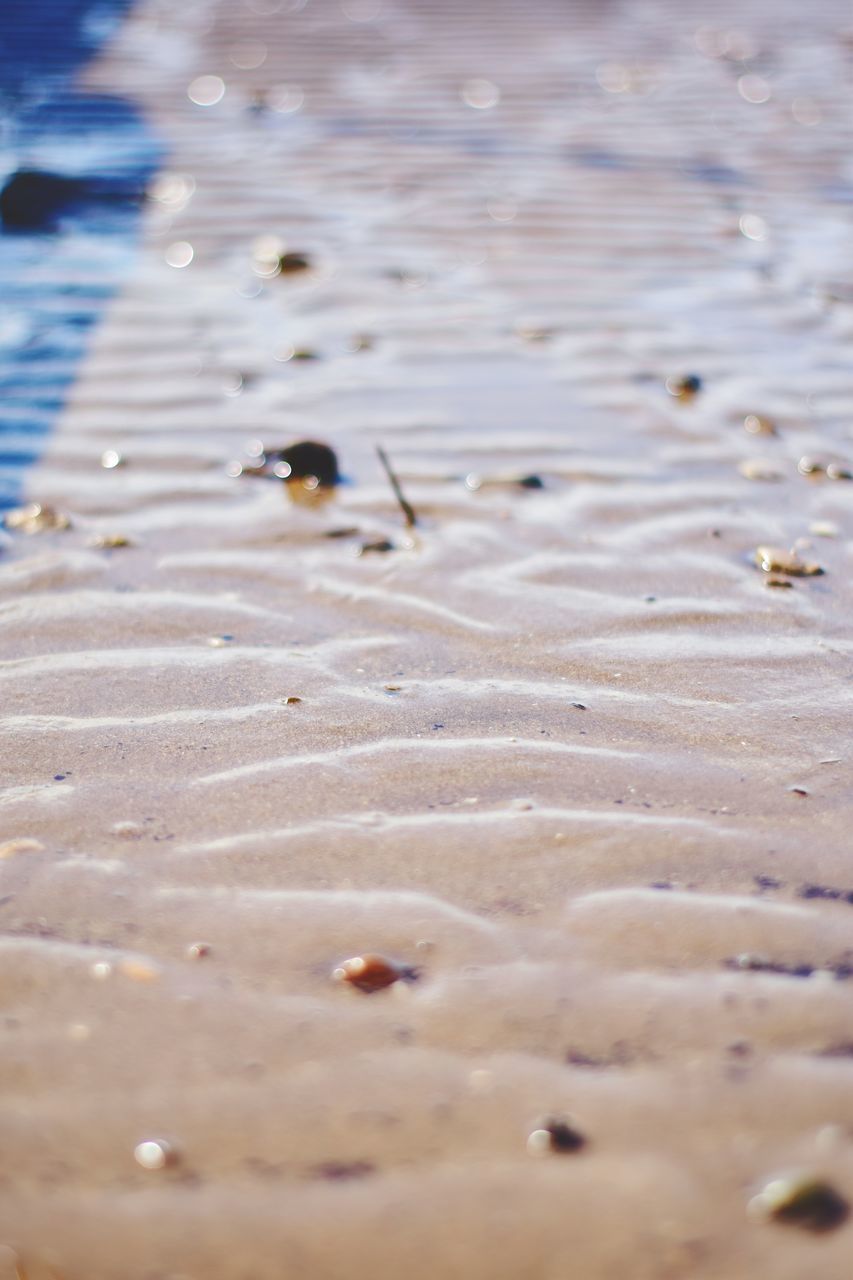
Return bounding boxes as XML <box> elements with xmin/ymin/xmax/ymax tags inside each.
<box><xmin>333</xmin><ymin>954</ymin><xmax>417</xmax><ymax>993</ymax></box>
<box><xmin>100</xmin><ymin>449</ymin><xmax>124</xmax><ymax>469</ymax></box>
<box><xmin>3</xmin><ymin>503</ymin><xmax>70</xmax><ymax>533</ymax></box>
<box><xmin>527</xmin><ymin>1117</ymin><xmax>587</xmax><ymax>1155</ymax></box>
<box><xmin>731</xmin><ymin>952</ymin><xmax>770</xmax><ymax>971</ymax></box>
<box><xmin>798</xmin><ymin>456</ymin><xmax>853</xmax><ymax>480</ymax></box>
<box><xmin>268</xmin><ymin>440</ymin><xmax>340</xmax><ymax>488</ymax></box>
<box><xmin>665</xmin><ymin>374</ymin><xmax>702</xmax><ymax>400</ymax></box>
<box><xmin>0</xmin><ymin>837</ymin><xmax>45</xmax><ymax>859</ymax></box>
<box><xmin>186</xmin><ymin>941</ymin><xmax>212</xmax><ymax>959</ymax></box>
<box><xmin>278</xmin><ymin>250</ymin><xmax>312</xmax><ymax>274</ymax></box>
<box><xmin>748</xmin><ymin>1173</ymin><xmax>849</xmax><ymax>1232</ymax></box>
<box><xmin>755</xmin><ymin>546</ymin><xmax>823</xmax><ymax>577</ymax></box>
<box><xmin>118</xmin><ymin>958</ymin><xmax>162</xmax><ymax>983</ymax></box>
<box><xmin>739</xmin><ymin>459</ymin><xmax>784</xmax><ymax>482</ymax></box>
<box><xmin>134</xmin><ymin>1139</ymin><xmax>177</xmax><ymax>1171</ymax></box>
<box><xmin>743</xmin><ymin>414</ymin><xmax>777</xmax><ymax>436</ymax></box>
<box><xmin>111</xmin><ymin>821</ymin><xmax>144</xmax><ymax>839</ymax></box>
<box><xmin>358</xmin><ymin>539</ymin><xmax>396</xmax><ymax>555</ymax></box>
<box><xmin>0</xmin><ymin>167</ymin><xmax>86</xmax><ymax>230</ymax></box>
<box><xmin>88</xmin><ymin>533</ymin><xmax>133</xmax><ymax>549</ymax></box>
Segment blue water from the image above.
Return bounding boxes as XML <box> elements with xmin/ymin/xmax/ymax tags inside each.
<box><xmin>0</xmin><ymin>0</ymin><xmax>160</xmax><ymax>510</ymax></box>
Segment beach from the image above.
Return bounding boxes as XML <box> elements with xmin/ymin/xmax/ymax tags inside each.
<box><xmin>1</xmin><ymin>0</ymin><xmax>853</xmax><ymax>1275</ymax></box>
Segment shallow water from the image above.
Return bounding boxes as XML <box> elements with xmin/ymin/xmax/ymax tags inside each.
<box><xmin>1</xmin><ymin>0</ymin><xmax>853</xmax><ymax>1276</ymax></box>
<box><xmin>0</xmin><ymin>0</ymin><xmax>158</xmax><ymax>509</ymax></box>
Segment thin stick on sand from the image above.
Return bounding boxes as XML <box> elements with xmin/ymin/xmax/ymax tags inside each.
<box><xmin>376</xmin><ymin>445</ymin><xmax>417</xmax><ymax>528</ymax></box>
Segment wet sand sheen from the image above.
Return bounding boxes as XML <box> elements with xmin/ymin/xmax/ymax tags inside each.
<box><xmin>2</xmin><ymin>0</ymin><xmax>853</xmax><ymax>1276</ymax></box>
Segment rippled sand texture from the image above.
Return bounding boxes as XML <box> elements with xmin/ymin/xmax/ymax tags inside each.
<box><xmin>3</xmin><ymin>0</ymin><xmax>853</xmax><ymax>1275</ymax></box>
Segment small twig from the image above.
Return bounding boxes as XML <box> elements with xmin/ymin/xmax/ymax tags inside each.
<box><xmin>376</xmin><ymin>445</ymin><xmax>417</xmax><ymax>528</ymax></box>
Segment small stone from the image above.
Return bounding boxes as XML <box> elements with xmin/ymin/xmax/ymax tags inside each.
<box><xmin>134</xmin><ymin>1139</ymin><xmax>177</xmax><ymax>1171</ymax></box>
<box><xmin>3</xmin><ymin>503</ymin><xmax>70</xmax><ymax>533</ymax></box>
<box><xmin>739</xmin><ymin>459</ymin><xmax>784</xmax><ymax>482</ymax></box>
<box><xmin>283</xmin><ymin>696</ymin><xmax>302</xmax><ymax>705</ymax></box>
<box><xmin>527</xmin><ymin>1117</ymin><xmax>587</xmax><ymax>1155</ymax></box>
<box><xmin>88</xmin><ymin>533</ymin><xmax>133</xmax><ymax>549</ymax></box>
<box><xmin>324</xmin><ymin>526</ymin><xmax>360</xmax><ymax>539</ymax></box>
<box><xmin>100</xmin><ymin>449</ymin><xmax>124</xmax><ymax>469</ymax></box>
<box><xmin>755</xmin><ymin>546</ymin><xmax>823</xmax><ymax>577</ymax></box>
<box><xmin>0</xmin><ymin>167</ymin><xmax>86</xmax><ymax>230</ymax></box>
<box><xmin>278</xmin><ymin>251</ymin><xmax>312</xmax><ymax>274</ymax></box>
<box><xmin>665</xmin><ymin>374</ymin><xmax>702</xmax><ymax>400</ymax></box>
<box><xmin>517</xmin><ymin>474</ymin><xmax>545</xmax><ymax>489</ymax></box>
<box><xmin>0</xmin><ymin>837</ymin><xmax>45</xmax><ymax>859</ymax></box>
<box><xmin>267</xmin><ymin>440</ymin><xmax>340</xmax><ymax>490</ymax></box>
<box><xmin>796</xmin><ymin>455</ymin><xmax>851</xmax><ymax>480</ymax></box>
<box><xmin>764</xmin><ymin>575</ymin><xmax>793</xmax><ymax>589</ymax></box>
<box><xmin>748</xmin><ymin>1173</ymin><xmax>849</xmax><ymax>1232</ymax></box>
<box><xmin>332</xmin><ymin>954</ymin><xmax>417</xmax><ymax>993</ymax></box>
<box><xmin>118</xmin><ymin>958</ymin><xmax>161</xmax><ymax>983</ymax></box>
<box><xmin>732</xmin><ymin>952</ymin><xmax>771</xmax><ymax>970</ymax></box>
<box><xmin>112</xmin><ymin>821</ymin><xmax>144</xmax><ymax>839</ymax></box>
<box><xmin>358</xmin><ymin>539</ymin><xmax>396</xmax><ymax>555</ymax></box>
<box><xmin>186</xmin><ymin>941</ymin><xmax>212</xmax><ymax>959</ymax></box>
<box><xmin>744</xmin><ymin>414</ymin><xmax>777</xmax><ymax>436</ymax></box>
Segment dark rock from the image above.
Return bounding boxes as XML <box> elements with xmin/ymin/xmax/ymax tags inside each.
<box><xmin>1</xmin><ymin>169</ymin><xmax>85</xmax><ymax>230</ymax></box>
<box><xmin>267</xmin><ymin>441</ymin><xmax>340</xmax><ymax>487</ymax></box>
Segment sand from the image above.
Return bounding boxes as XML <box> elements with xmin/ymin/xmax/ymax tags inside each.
<box><xmin>2</xmin><ymin>0</ymin><xmax>853</xmax><ymax>1275</ymax></box>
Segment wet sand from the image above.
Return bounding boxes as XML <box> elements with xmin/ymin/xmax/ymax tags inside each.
<box><xmin>2</xmin><ymin>0</ymin><xmax>853</xmax><ymax>1275</ymax></box>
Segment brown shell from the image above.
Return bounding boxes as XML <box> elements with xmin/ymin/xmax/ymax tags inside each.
<box><xmin>333</xmin><ymin>954</ymin><xmax>417</xmax><ymax>993</ymax></box>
